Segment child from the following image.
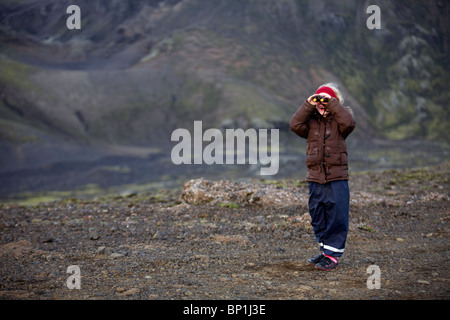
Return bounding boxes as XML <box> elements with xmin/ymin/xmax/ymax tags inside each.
<box><xmin>289</xmin><ymin>83</ymin><xmax>356</xmax><ymax>270</ymax></box>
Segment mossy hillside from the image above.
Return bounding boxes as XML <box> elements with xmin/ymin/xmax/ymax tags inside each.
<box><xmin>0</xmin><ymin>55</ymin><xmax>103</xmax><ymax>144</ymax></box>
<box><xmin>163</xmin><ymin>28</ymin><xmax>300</xmax><ymax>129</ymax></box>
<box><xmin>0</xmin><ymin>118</ymin><xmax>40</xmax><ymax>144</ymax></box>
<box><xmin>0</xmin><ymin>56</ymin><xmax>48</xmax><ymax>144</ymax></box>
<box><xmin>0</xmin><ymin>0</ymin><xmax>449</xmax><ymax>150</ymax></box>
<box><xmin>324</xmin><ymin>4</ymin><xmax>449</xmax><ymax>141</ymax></box>
<box><xmin>0</xmin><ymin>56</ymin><xmax>38</xmax><ymax>91</ymax></box>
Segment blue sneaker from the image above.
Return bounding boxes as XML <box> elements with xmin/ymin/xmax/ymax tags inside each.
<box><xmin>315</xmin><ymin>255</ymin><xmax>338</xmax><ymax>270</ymax></box>
<box><xmin>307</xmin><ymin>253</ymin><xmax>325</xmax><ymax>264</ymax></box>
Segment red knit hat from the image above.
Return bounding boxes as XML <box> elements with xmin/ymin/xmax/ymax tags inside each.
<box><xmin>315</xmin><ymin>86</ymin><xmax>337</xmax><ymax>100</ymax></box>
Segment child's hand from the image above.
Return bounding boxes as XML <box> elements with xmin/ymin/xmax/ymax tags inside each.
<box><xmin>320</xmin><ymin>92</ymin><xmax>332</xmax><ymax>101</ymax></box>
<box><xmin>312</xmin><ymin>93</ymin><xmax>332</xmax><ymax>117</ymax></box>
<box><xmin>308</xmin><ymin>93</ymin><xmax>332</xmax><ymax>105</ymax></box>
<box><xmin>307</xmin><ymin>94</ymin><xmax>319</xmax><ymax>105</ymax></box>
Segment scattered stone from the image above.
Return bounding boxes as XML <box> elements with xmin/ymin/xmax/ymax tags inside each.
<box><xmin>120</xmin><ymin>190</ymin><xmax>138</xmax><ymax>198</ymax></box>
<box><xmin>289</xmin><ymin>213</ymin><xmax>311</xmax><ymax>225</ymax></box>
<box><xmin>42</xmin><ymin>237</ymin><xmax>55</xmax><ymax>243</ymax></box>
<box><xmin>153</xmin><ymin>230</ymin><xmax>167</xmax><ymax>240</ymax></box>
<box><xmin>249</xmin><ymin>189</ymin><xmax>265</xmax><ymax>203</ymax></box>
<box><xmin>282</xmin><ymin>231</ymin><xmax>291</xmax><ymax>238</ymax></box>
<box><xmin>167</xmin><ymin>203</ymin><xmax>192</xmax><ymax>215</ymax></box>
<box><xmin>297</xmin><ymin>285</ymin><xmax>313</xmax><ymax>293</ymax></box>
<box><xmin>117</xmin><ymin>288</ymin><xmax>140</xmax><ymax>296</ymax></box>
<box><xmin>89</xmin><ymin>230</ymin><xmax>100</xmax><ymax>240</ymax></box>
<box><xmin>95</xmin><ymin>246</ymin><xmax>106</xmax><ymax>255</ymax></box>
<box><xmin>109</xmin><ymin>252</ymin><xmax>124</xmax><ymax>259</ymax></box>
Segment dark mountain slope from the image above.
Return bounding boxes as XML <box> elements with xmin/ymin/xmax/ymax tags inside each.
<box><xmin>0</xmin><ymin>0</ymin><xmax>448</xmax><ymax>173</ymax></box>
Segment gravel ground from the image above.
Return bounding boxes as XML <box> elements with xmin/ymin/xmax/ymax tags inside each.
<box><xmin>0</xmin><ymin>164</ymin><xmax>449</xmax><ymax>301</ymax></box>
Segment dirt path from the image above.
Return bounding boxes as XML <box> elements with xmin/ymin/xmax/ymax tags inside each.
<box><xmin>0</xmin><ymin>164</ymin><xmax>448</xmax><ymax>301</ymax></box>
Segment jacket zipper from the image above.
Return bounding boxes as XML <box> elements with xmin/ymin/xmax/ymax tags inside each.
<box><xmin>322</xmin><ymin>118</ymin><xmax>332</xmax><ymax>183</ymax></box>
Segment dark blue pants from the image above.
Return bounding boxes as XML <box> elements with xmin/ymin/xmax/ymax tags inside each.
<box><xmin>308</xmin><ymin>180</ymin><xmax>349</xmax><ymax>258</ymax></box>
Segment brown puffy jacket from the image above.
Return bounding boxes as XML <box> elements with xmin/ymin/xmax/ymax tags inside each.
<box><xmin>289</xmin><ymin>97</ymin><xmax>356</xmax><ymax>184</ymax></box>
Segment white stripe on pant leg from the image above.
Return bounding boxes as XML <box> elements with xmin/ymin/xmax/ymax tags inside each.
<box><xmin>323</xmin><ymin>245</ymin><xmax>345</xmax><ymax>253</ymax></box>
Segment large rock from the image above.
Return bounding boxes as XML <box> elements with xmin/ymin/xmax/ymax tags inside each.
<box><xmin>180</xmin><ymin>178</ymin><xmax>307</xmax><ymax>208</ymax></box>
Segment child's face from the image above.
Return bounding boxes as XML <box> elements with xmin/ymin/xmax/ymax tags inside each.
<box><xmin>314</xmin><ymin>92</ymin><xmax>332</xmax><ymax>117</ymax></box>
<box><xmin>316</xmin><ymin>102</ymin><xmax>329</xmax><ymax>117</ymax></box>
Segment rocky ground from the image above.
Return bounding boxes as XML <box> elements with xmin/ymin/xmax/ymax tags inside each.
<box><xmin>0</xmin><ymin>163</ymin><xmax>448</xmax><ymax>301</ymax></box>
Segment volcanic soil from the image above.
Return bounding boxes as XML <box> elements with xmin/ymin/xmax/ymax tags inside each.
<box><xmin>0</xmin><ymin>164</ymin><xmax>449</xmax><ymax>300</ymax></box>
